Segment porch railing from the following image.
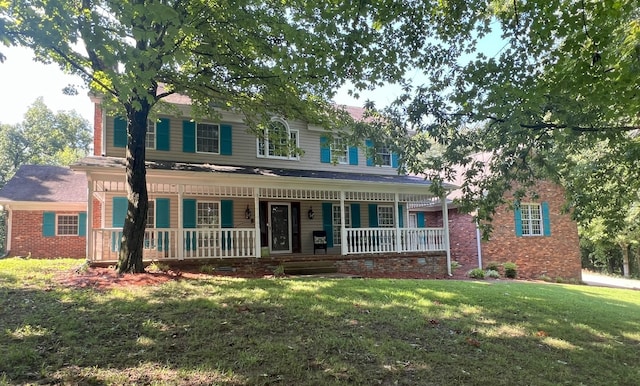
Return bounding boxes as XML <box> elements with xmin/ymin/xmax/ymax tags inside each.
<box><xmin>345</xmin><ymin>227</ymin><xmax>446</xmax><ymax>254</ymax></box>
<box><xmin>90</xmin><ymin>227</ymin><xmax>256</xmax><ymax>262</ymax></box>
<box><xmin>89</xmin><ymin>227</ymin><xmax>445</xmax><ymax>261</ymax></box>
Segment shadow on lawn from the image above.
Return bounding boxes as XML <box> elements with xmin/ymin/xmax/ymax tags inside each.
<box><xmin>1</xmin><ymin>278</ymin><xmax>639</xmax><ymax>385</ymax></box>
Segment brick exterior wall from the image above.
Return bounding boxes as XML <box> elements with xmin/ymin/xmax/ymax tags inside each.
<box><xmin>447</xmin><ymin>209</ymin><xmax>480</xmax><ymax>273</ymax></box>
<box><xmin>93</xmin><ymin>103</ymin><xmax>102</xmax><ymax>156</ymax></box>
<box><xmin>9</xmin><ymin>210</ymin><xmax>86</xmax><ymax>258</ymax></box>
<box><xmin>478</xmin><ymin>180</ymin><xmax>581</xmax><ymax>280</ymax></box>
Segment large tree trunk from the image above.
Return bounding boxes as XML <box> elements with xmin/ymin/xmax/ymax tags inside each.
<box><xmin>117</xmin><ymin>98</ymin><xmax>151</xmax><ymax>274</ymax></box>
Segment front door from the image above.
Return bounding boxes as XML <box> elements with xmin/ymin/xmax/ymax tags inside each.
<box><xmin>269</xmin><ymin>203</ymin><xmax>291</xmax><ymax>253</ymax></box>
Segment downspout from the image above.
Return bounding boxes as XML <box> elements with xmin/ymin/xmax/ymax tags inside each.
<box><xmin>0</xmin><ymin>205</ymin><xmax>10</xmax><ymax>258</ymax></box>
<box><xmin>476</xmin><ymin>226</ymin><xmax>483</xmax><ymax>269</ymax></box>
<box><xmin>442</xmin><ymin>195</ymin><xmax>452</xmax><ymax>276</ymax></box>
<box><xmin>86</xmin><ymin>178</ymin><xmax>94</xmax><ymax>262</ymax></box>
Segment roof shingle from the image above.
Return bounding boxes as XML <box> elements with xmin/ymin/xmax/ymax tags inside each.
<box><xmin>0</xmin><ymin>165</ymin><xmax>87</xmax><ymax>203</ymax></box>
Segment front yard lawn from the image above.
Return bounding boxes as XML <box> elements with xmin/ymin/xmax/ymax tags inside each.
<box><xmin>1</xmin><ymin>258</ymin><xmax>639</xmax><ymax>385</ymax></box>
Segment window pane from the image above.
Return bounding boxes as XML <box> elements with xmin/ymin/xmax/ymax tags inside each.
<box><xmin>146</xmin><ymin>120</ymin><xmax>156</xmax><ymax>149</ymax></box>
<box><xmin>196</xmin><ymin>123</ymin><xmax>219</xmax><ymax>153</ymax></box>
<box><xmin>332</xmin><ymin>138</ymin><xmax>347</xmax><ymax>164</ymax></box>
<box><xmin>378</xmin><ymin>206</ymin><xmax>394</xmax><ymax>227</ymax></box>
<box><xmin>332</xmin><ymin>205</ymin><xmax>342</xmax><ymax>245</ymax></box>
<box><xmin>521</xmin><ymin>204</ymin><xmax>542</xmax><ymax>236</ymax></box>
<box><xmin>57</xmin><ymin>215</ymin><xmax>79</xmax><ymax>235</ymax></box>
<box><xmin>377</xmin><ymin>146</ymin><xmax>391</xmax><ymax>166</ymax></box>
<box><xmin>197</xmin><ymin>202</ymin><xmax>219</xmax><ymax>227</ymax></box>
<box><xmin>146</xmin><ymin>201</ymin><xmax>155</xmax><ymax>228</ymax></box>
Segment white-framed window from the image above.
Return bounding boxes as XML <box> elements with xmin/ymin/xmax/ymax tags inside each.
<box><xmin>331</xmin><ymin>138</ymin><xmax>348</xmax><ymax>164</ymax></box>
<box><xmin>332</xmin><ymin>204</ymin><xmax>351</xmax><ymax>245</ymax></box>
<box><xmin>197</xmin><ymin>201</ymin><xmax>220</xmax><ymax>248</ymax></box>
<box><xmin>197</xmin><ymin>201</ymin><xmax>220</xmax><ymax>227</ymax></box>
<box><xmin>377</xmin><ymin>206</ymin><xmax>394</xmax><ymax>227</ymax></box>
<box><xmin>56</xmin><ymin>214</ymin><xmax>79</xmax><ymax>236</ymax></box>
<box><xmin>257</xmin><ymin>119</ymin><xmax>299</xmax><ymax>160</ymax></box>
<box><xmin>146</xmin><ymin>120</ymin><xmax>156</xmax><ymax>149</ymax></box>
<box><xmin>377</xmin><ymin>146</ymin><xmax>392</xmax><ymax>167</ymax></box>
<box><xmin>146</xmin><ymin>200</ymin><xmax>155</xmax><ymax>229</ymax></box>
<box><xmin>520</xmin><ymin>203</ymin><xmax>543</xmax><ymax>236</ymax></box>
<box><xmin>196</xmin><ymin>123</ymin><xmax>220</xmax><ymax>154</ymax></box>
<box><xmin>144</xmin><ymin>200</ymin><xmax>156</xmax><ymax>249</ymax></box>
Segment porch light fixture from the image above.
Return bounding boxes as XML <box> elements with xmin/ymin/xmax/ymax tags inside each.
<box><xmin>245</xmin><ymin>205</ymin><xmax>252</xmax><ymax>219</ymax></box>
<box><xmin>307</xmin><ymin>206</ymin><xmax>314</xmax><ymax>220</ymax></box>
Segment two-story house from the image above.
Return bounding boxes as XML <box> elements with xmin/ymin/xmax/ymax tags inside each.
<box><xmin>68</xmin><ymin>94</ymin><xmax>455</xmax><ymax>277</ymax></box>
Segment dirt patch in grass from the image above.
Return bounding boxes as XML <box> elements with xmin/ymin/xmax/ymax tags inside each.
<box><xmin>54</xmin><ymin>267</ymin><xmax>196</xmax><ymax>290</ymax></box>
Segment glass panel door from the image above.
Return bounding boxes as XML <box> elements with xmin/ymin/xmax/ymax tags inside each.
<box><xmin>269</xmin><ymin>203</ymin><xmax>291</xmax><ymax>253</ymax></box>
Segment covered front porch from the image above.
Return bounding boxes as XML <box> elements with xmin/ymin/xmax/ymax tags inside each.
<box><xmin>76</xmin><ymin>157</ymin><xmax>453</xmax><ymax>271</ymax></box>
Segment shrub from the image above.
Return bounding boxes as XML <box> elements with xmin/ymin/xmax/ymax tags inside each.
<box><xmin>199</xmin><ymin>264</ymin><xmax>215</xmax><ymax>274</ymax></box>
<box><xmin>468</xmin><ymin>268</ymin><xmax>485</xmax><ymax>279</ymax></box>
<box><xmin>503</xmin><ymin>262</ymin><xmax>517</xmax><ymax>278</ymax></box>
<box><xmin>147</xmin><ymin>261</ymin><xmax>171</xmax><ymax>273</ymax></box>
<box><xmin>485</xmin><ymin>261</ymin><xmax>500</xmax><ymax>271</ymax></box>
<box><xmin>485</xmin><ymin>269</ymin><xmax>500</xmax><ymax>279</ymax></box>
<box><xmin>451</xmin><ymin>261</ymin><xmax>461</xmax><ymax>271</ymax></box>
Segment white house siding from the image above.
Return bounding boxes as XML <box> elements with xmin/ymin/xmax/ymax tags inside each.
<box><xmin>103</xmin><ymin>112</ymin><xmax>398</xmax><ymax>176</ymax></box>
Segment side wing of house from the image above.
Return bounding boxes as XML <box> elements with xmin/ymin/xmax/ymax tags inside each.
<box><xmin>0</xmin><ymin>165</ymin><xmax>88</xmax><ymax>259</ymax></box>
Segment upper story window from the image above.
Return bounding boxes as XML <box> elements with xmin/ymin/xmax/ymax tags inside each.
<box><xmin>331</xmin><ymin>138</ymin><xmax>348</xmax><ymax>164</ymax></box>
<box><xmin>197</xmin><ymin>123</ymin><xmax>220</xmax><ymax>154</ymax></box>
<box><xmin>377</xmin><ymin>206</ymin><xmax>394</xmax><ymax>227</ymax></box>
<box><xmin>57</xmin><ymin>215</ymin><xmax>79</xmax><ymax>236</ymax></box>
<box><xmin>257</xmin><ymin>119</ymin><xmax>299</xmax><ymax>160</ymax></box>
<box><xmin>146</xmin><ymin>120</ymin><xmax>156</xmax><ymax>149</ymax></box>
<box><xmin>520</xmin><ymin>203</ymin><xmax>543</xmax><ymax>236</ymax></box>
<box><xmin>377</xmin><ymin>146</ymin><xmax>392</xmax><ymax>167</ymax></box>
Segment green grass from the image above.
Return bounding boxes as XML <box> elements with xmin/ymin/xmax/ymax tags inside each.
<box><xmin>1</xmin><ymin>258</ymin><xmax>639</xmax><ymax>385</ymax></box>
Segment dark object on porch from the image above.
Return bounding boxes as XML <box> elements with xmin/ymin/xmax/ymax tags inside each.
<box><xmin>313</xmin><ymin>231</ymin><xmax>327</xmax><ymax>254</ymax></box>
<box><xmin>281</xmin><ymin>260</ymin><xmax>337</xmax><ymax>275</ymax></box>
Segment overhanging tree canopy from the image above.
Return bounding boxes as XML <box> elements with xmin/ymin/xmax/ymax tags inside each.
<box><xmin>372</xmin><ymin>0</ymin><xmax>640</xmax><ymax>236</ymax></box>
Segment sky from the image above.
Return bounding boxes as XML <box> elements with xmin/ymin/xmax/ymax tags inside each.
<box><xmin>0</xmin><ymin>45</ymin><xmax>406</xmax><ymax>126</ymax></box>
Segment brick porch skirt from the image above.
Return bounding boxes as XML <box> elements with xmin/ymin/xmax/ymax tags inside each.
<box><xmin>92</xmin><ymin>252</ymin><xmax>449</xmax><ymax>279</ymax></box>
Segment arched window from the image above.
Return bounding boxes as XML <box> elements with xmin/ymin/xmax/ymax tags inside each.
<box><xmin>257</xmin><ymin>118</ymin><xmax>299</xmax><ymax>160</ymax></box>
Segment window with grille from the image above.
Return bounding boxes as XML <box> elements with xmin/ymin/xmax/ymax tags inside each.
<box><xmin>377</xmin><ymin>206</ymin><xmax>394</xmax><ymax>227</ymax></box>
<box><xmin>146</xmin><ymin>120</ymin><xmax>156</xmax><ymax>149</ymax></box>
<box><xmin>196</xmin><ymin>123</ymin><xmax>220</xmax><ymax>153</ymax></box>
<box><xmin>377</xmin><ymin>146</ymin><xmax>392</xmax><ymax>167</ymax></box>
<box><xmin>332</xmin><ymin>204</ymin><xmax>351</xmax><ymax>245</ymax></box>
<box><xmin>57</xmin><ymin>215</ymin><xmax>79</xmax><ymax>236</ymax></box>
<box><xmin>257</xmin><ymin>119</ymin><xmax>299</xmax><ymax>160</ymax></box>
<box><xmin>331</xmin><ymin>138</ymin><xmax>348</xmax><ymax>164</ymax></box>
<box><xmin>520</xmin><ymin>203</ymin><xmax>543</xmax><ymax>236</ymax></box>
<box><xmin>197</xmin><ymin>201</ymin><xmax>220</xmax><ymax>248</ymax></box>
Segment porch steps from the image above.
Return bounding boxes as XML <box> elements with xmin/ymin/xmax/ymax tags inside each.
<box><xmin>281</xmin><ymin>261</ymin><xmax>338</xmax><ymax>275</ymax></box>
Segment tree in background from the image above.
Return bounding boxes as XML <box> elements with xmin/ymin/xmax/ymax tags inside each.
<box><xmin>365</xmin><ymin>1</ymin><xmax>640</xmax><ymax>244</ymax></box>
<box><xmin>2</xmin><ymin>0</ymin><xmax>481</xmax><ymax>273</ymax></box>
<box><xmin>0</xmin><ymin>97</ymin><xmax>91</xmax><ymax>254</ymax></box>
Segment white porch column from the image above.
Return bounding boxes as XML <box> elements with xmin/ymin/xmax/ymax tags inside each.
<box><xmin>254</xmin><ymin>190</ymin><xmax>260</xmax><ymax>258</ymax></box>
<box><xmin>340</xmin><ymin>191</ymin><xmax>347</xmax><ymax>255</ymax></box>
<box><xmin>86</xmin><ymin>177</ymin><xmax>93</xmax><ymax>261</ymax></box>
<box><xmin>394</xmin><ymin>193</ymin><xmax>401</xmax><ymax>253</ymax></box>
<box><xmin>177</xmin><ymin>185</ymin><xmax>184</xmax><ymax>260</ymax></box>
<box><xmin>442</xmin><ymin>194</ymin><xmax>452</xmax><ymax>275</ymax></box>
